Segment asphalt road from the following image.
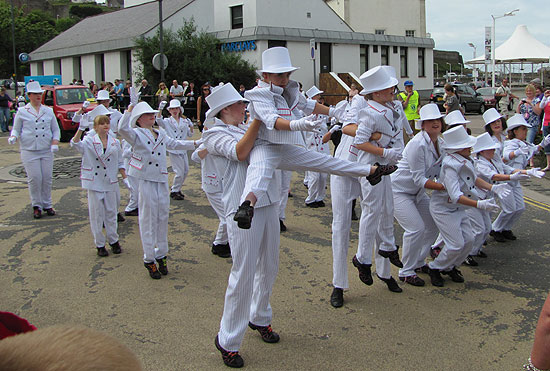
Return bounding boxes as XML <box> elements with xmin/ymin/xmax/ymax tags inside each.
<box><xmin>1</xmin><ymin>115</ymin><xmax>549</xmax><ymax>371</ymax></box>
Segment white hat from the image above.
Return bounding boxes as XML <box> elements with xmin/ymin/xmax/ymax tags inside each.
<box><xmin>168</xmin><ymin>99</ymin><xmax>183</xmax><ymax>112</ymax></box>
<box><xmin>442</xmin><ymin>125</ymin><xmax>477</xmax><ymax>151</ymax></box>
<box><xmin>444</xmin><ymin>110</ymin><xmax>470</xmax><ymax>128</ymax></box>
<box><xmin>359</xmin><ymin>65</ymin><xmax>398</xmax><ymax>95</ymax></box>
<box><xmin>415</xmin><ymin>103</ymin><xmax>444</xmax><ymax>130</ymax></box>
<box><xmin>256</xmin><ymin>47</ymin><xmax>299</xmax><ymax>75</ymax></box>
<box><xmin>205</xmin><ymin>83</ymin><xmax>249</xmax><ymax>119</ymax></box>
<box><xmin>482</xmin><ymin>108</ymin><xmax>503</xmax><ymax>126</ymax></box>
<box><xmin>130</xmin><ymin>101</ymin><xmax>158</xmax><ymax>127</ymax></box>
<box><xmin>473</xmin><ymin>132</ymin><xmax>500</xmax><ymax>153</ymax></box>
<box><xmin>506</xmin><ymin>113</ymin><xmax>531</xmax><ymax>131</ymax></box>
<box><xmin>88</xmin><ymin>104</ymin><xmax>112</xmax><ymax>120</ymax></box>
<box><xmin>26</xmin><ymin>81</ymin><xmax>44</xmax><ymax>94</ymax></box>
<box><xmin>306</xmin><ymin>86</ymin><xmax>324</xmax><ymax>99</ymax></box>
<box><xmin>96</xmin><ymin>90</ymin><xmax>111</xmax><ymax>102</ymax></box>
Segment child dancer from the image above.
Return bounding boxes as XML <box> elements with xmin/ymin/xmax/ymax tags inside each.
<box><xmin>71</xmin><ymin>112</ymin><xmax>129</xmax><ymax>256</ymax></box>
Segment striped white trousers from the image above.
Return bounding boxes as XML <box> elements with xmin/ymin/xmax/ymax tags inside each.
<box><xmin>138</xmin><ymin>180</ymin><xmax>169</xmax><ymax>263</ymax></box>
<box><xmin>492</xmin><ymin>182</ymin><xmax>525</xmax><ymax>232</ymax></box>
<box><xmin>466</xmin><ymin>207</ymin><xmax>492</xmax><ymax>256</ymax></box>
<box><xmin>87</xmin><ymin>189</ymin><xmax>119</xmax><ymax>248</ymax></box>
<box><xmin>205</xmin><ymin>190</ymin><xmax>228</xmax><ymax>245</ymax></box>
<box><xmin>21</xmin><ymin>149</ymin><xmax>53</xmax><ymax>210</ymax></box>
<box><xmin>278</xmin><ymin>170</ymin><xmax>292</xmax><ymax>220</ymax></box>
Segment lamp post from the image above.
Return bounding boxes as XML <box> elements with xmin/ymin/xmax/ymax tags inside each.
<box><xmin>446</xmin><ymin>62</ymin><xmax>451</xmax><ymax>81</ymax></box>
<box><xmin>458</xmin><ymin>62</ymin><xmax>463</xmax><ymax>79</ymax></box>
<box><xmin>158</xmin><ymin>0</ymin><xmax>165</xmax><ymax>82</ymax></box>
<box><xmin>10</xmin><ymin>0</ymin><xmax>17</xmax><ymax>96</ymax></box>
<box><xmin>434</xmin><ymin>62</ymin><xmax>439</xmax><ymax>80</ymax></box>
<box><xmin>468</xmin><ymin>42</ymin><xmax>477</xmax><ymax>83</ymax></box>
<box><xmin>491</xmin><ymin>9</ymin><xmax>519</xmax><ymax>88</ymax></box>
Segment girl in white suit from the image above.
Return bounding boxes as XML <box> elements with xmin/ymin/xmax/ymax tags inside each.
<box><xmin>118</xmin><ymin>90</ymin><xmax>197</xmax><ymax>279</ymax></box>
<box><xmin>71</xmin><ymin>111</ymin><xmax>130</xmax><ymax>257</ymax></box>
<box><xmin>156</xmin><ymin>99</ymin><xmax>194</xmax><ymax>200</ymax></box>
<box><xmin>9</xmin><ymin>81</ymin><xmax>60</xmax><ymax>219</ymax></box>
<box><xmin>392</xmin><ymin>103</ymin><xmax>446</xmax><ymax>287</ymax></box>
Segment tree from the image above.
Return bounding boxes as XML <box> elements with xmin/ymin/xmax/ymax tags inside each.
<box><xmin>134</xmin><ymin>20</ymin><xmax>257</xmax><ymax>91</ymax></box>
<box><xmin>69</xmin><ymin>4</ymin><xmax>104</xmax><ymax>19</ymax></box>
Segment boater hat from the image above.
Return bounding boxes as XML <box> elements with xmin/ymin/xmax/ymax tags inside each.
<box><xmin>482</xmin><ymin>107</ymin><xmax>503</xmax><ymax>126</ymax></box>
<box><xmin>473</xmin><ymin>132</ymin><xmax>500</xmax><ymax>153</ymax></box>
<box><xmin>306</xmin><ymin>86</ymin><xmax>324</xmax><ymax>99</ymax></box>
<box><xmin>88</xmin><ymin>104</ymin><xmax>112</xmax><ymax>121</ymax></box>
<box><xmin>130</xmin><ymin>101</ymin><xmax>158</xmax><ymax>128</ymax></box>
<box><xmin>205</xmin><ymin>83</ymin><xmax>249</xmax><ymax>120</ymax></box>
<box><xmin>359</xmin><ymin>65</ymin><xmax>399</xmax><ymax>95</ymax></box>
<box><xmin>506</xmin><ymin>113</ymin><xmax>531</xmax><ymax>131</ymax></box>
<box><xmin>415</xmin><ymin>103</ymin><xmax>444</xmax><ymax>130</ymax></box>
<box><xmin>442</xmin><ymin>125</ymin><xmax>477</xmax><ymax>151</ymax></box>
<box><xmin>256</xmin><ymin>47</ymin><xmax>299</xmax><ymax>75</ymax></box>
<box><xmin>96</xmin><ymin>90</ymin><xmax>111</xmax><ymax>102</ymax></box>
<box><xmin>168</xmin><ymin>99</ymin><xmax>183</xmax><ymax>112</ymax></box>
<box><xmin>26</xmin><ymin>81</ymin><xmax>44</xmax><ymax>94</ymax></box>
<box><xmin>445</xmin><ymin>110</ymin><xmax>470</xmax><ymax>127</ymax></box>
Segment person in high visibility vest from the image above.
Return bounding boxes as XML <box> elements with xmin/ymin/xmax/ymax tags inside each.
<box><xmin>398</xmin><ymin>80</ymin><xmax>420</xmax><ymax>134</ymax></box>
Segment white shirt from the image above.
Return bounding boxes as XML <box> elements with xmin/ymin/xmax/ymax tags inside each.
<box><xmin>170</xmin><ymin>85</ymin><xmax>184</xmax><ymax>102</ymax></box>
<box><xmin>474</xmin><ymin>155</ymin><xmax>514</xmax><ymax>199</ymax></box>
<box><xmin>11</xmin><ymin>104</ymin><xmax>60</xmax><ymax>151</ymax></box>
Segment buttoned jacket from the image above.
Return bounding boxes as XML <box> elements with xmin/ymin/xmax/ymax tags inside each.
<box><xmin>11</xmin><ymin>104</ymin><xmax>60</xmax><ymax>151</ymax></box>
<box><xmin>431</xmin><ymin>152</ymin><xmax>479</xmax><ymax>210</ymax></box>
<box><xmin>474</xmin><ymin>155</ymin><xmax>514</xmax><ymax>199</ymax></box>
<box><xmin>156</xmin><ymin>116</ymin><xmax>193</xmax><ymax>154</ymax></box>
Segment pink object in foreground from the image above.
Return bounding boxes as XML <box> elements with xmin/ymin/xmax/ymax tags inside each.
<box><xmin>0</xmin><ymin>312</ymin><xmax>37</xmax><ymax>340</ymax></box>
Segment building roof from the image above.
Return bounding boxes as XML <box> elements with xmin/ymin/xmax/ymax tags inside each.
<box><xmin>30</xmin><ymin>0</ymin><xmax>194</xmax><ymax>61</ymax></box>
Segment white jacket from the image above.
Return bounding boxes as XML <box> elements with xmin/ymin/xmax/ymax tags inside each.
<box><xmin>11</xmin><ymin>104</ymin><xmax>60</xmax><ymax>151</ymax></box>
<box><xmin>156</xmin><ymin>116</ymin><xmax>194</xmax><ymax>154</ymax></box>
<box><xmin>431</xmin><ymin>152</ymin><xmax>479</xmax><ymax>210</ymax></box>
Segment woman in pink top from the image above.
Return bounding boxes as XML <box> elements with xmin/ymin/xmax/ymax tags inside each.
<box><xmin>539</xmin><ymin>89</ymin><xmax>550</xmax><ymax>170</ymax></box>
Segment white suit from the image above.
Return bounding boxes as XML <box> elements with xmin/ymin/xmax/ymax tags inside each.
<box><xmin>11</xmin><ymin>104</ymin><xmax>60</xmax><ymax>210</ymax></box>
<box><xmin>304</xmin><ymin>113</ymin><xmax>330</xmax><ymax>204</ymax></box>
<box><xmin>122</xmin><ymin>140</ymin><xmax>140</xmax><ymax>212</ymax></box>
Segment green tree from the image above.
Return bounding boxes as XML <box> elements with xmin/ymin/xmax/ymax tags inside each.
<box><xmin>134</xmin><ymin>20</ymin><xmax>257</xmax><ymax>91</ymax></box>
<box><xmin>69</xmin><ymin>3</ymin><xmax>104</xmax><ymax>18</ymax></box>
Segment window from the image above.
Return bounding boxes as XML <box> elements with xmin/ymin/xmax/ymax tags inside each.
<box><xmin>400</xmin><ymin>47</ymin><xmax>408</xmax><ymax>77</ymax></box>
<box><xmin>406</xmin><ymin>30</ymin><xmax>415</xmax><ymax>37</ymax></box>
<box><xmin>418</xmin><ymin>47</ymin><xmax>425</xmax><ymax>77</ymax></box>
<box><xmin>393</xmin><ymin>46</ymin><xmax>398</xmax><ymax>54</ymax></box>
<box><xmin>268</xmin><ymin>40</ymin><xmax>287</xmax><ymax>48</ymax></box>
<box><xmin>381</xmin><ymin>45</ymin><xmax>389</xmax><ymax>65</ymax></box>
<box><xmin>373</xmin><ymin>45</ymin><xmax>378</xmax><ymax>53</ymax></box>
<box><xmin>375</xmin><ymin>29</ymin><xmax>385</xmax><ymax>35</ymax></box>
<box><xmin>231</xmin><ymin>5</ymin><xmax>243</xmax><ymax>29</ymax></box>
<box><xmin>360</xmin><ymin>45</ymin><xmax>369</xmax><ymax>72</ymax></box>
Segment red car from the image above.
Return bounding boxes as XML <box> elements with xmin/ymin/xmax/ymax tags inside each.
<box><xmin>475</xmin><ymin>87</ymin><xmax>497</xmax><ymax>110</ymax></box>
<box><xmin>42</xmin><ymin>85</ymin><xmax>97</xmax><ymax>141</ymax></box>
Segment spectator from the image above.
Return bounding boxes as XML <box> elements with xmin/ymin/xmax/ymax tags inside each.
<box><xmin>181</xmin><ymin>81</ymin><xmax>190</xmax><ymax>105</ymax></box>
<box><xmin>443</xmin><ymin>83</ymin><xmax>461</xmax><ymax>114</ymax></box>
<box><xmin>122</xmin><ymin>81</ymin><xmax>132</xmax><ymax>110</ymax></box>
<box><xmin>106</xmin><ymin>82</ymin><xmax>116</xmax><ymax>104</ymax></box>
<box><xmin>517</xmin><ymin>84</ymin><xmax>542</xmax><ymax>166</ymax></box>
<box><xmin>115</xmin><ymin>79</ymin><xmax>124</xmax><ymax>108</ymax></box>
<box><xmin>156</xmin><ymin>82</ymin><xmax>170</xmax><ymax>103</ymax></box>
<box><xmin>196</xmin><ymin>83</ymin><xmax>211</xmax><ymax>132</ymax></box>
<box><xmin>139</xmin><ymin>79</ymin><xmax>153</xmax><ymax>104</ymax></box>
<box><xmin>398</xmin><ymin>80</ymin><xmax>420</xmax><ymax>132</ymax></box>
<box><xmin>170</xmin><ymin>80</ymin><xmax>184</xmax><ymax>103</ymax></box>
<box><xmin>88</xmin><ymin>81</ymin><xmax>98</xmax><ymax>96</ymax></box>
<box><xmin>70</xmin><ymin>78</ymin><xmax>77</xmax><ymax>85</ymax></box>
<box><xmin>238</xmin><ymin>84</ymin><xmax>246</xmax><ymax>97</ymax></box>
<box><xmin>495</xmin><ymin>78</ymin><xmax>518</xmax><ymax>118</ymax></box>
<box><xmin>348</xmin><ymin>83</ymin><xmax>359</xmax><ymax>98</ymax></box>
<box><xmin>77</xmin><ymin>79</ymin><xmax>84</xmax><ymax>86</ymax></box>
<box><xmin>184</xmin><ymin>81</ymin><xmax>197</xmax><ymax>119</ymax></box>
<box><xmin>0</xmin><ymin>87</ymin><xmax>13</xmax><ymax>132</ymax></box>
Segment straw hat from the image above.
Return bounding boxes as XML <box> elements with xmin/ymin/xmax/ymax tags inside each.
<box><xmin>506</xmin><ymin>113</ymin><xmax>531</xmax><ymax>131</ymax></box>
<box><xmin>482</xmin><ymin>108</ymin><xmax>503</xmax><ymax>126</ymax></box>
<box><xmin>441</xmin><ymin>125</ymin><xmax>477</xmax><ymax>151</ymax></box>
<box><xmin>96</xmin><ymin>90</ymin><xmax>111</xmax><ymax>102</ymax></box>
<box><xmin>306</xmin><ymin>86</ymin><xmax>323</xmax><ymax>99</ymax></box>
<box><xmin>415</xmin><ymin>103</ymin><xmax>444</xmax><ymax>130</ymax></box>
<box><xmin>205</xmin><ymin>83</ymin><xmax>249</xmax><ymax>120</ymax></box>
<box><xmin>130</xmin><ymin>102</ymin><xmax>158</xmax><ymax>127</ymax></box>
<box><xmin>26</xmin><ymin>81</ymin><xmax>44</xmax><ymax>94</ymax></box>
<box><xmin>256</xmin><ymin>47</ymin><xmax>299</xmax><ymax>75</ymax></box>
<box><xmin>473</xmin><ymin>132</ymin><xmax>500</xmax><ymax>153</ymax></box>
<box><xmin>359</xmin><ymin>66</ymin><xmax>398</xmax><ymax>95</ymax></box>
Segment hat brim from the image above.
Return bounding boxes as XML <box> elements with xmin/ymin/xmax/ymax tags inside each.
<box><xmin>360</xmin><ymin>77</ymin><xmax>399</xmax><ymax>95</ymax></box>
<box><xmin>473</xmin><ymin>142</ymin><xmax>500</xmax><ymax>153</ymax></box>
<box><xmin>415</xmin><ymin>114</ymin><xmax>445</xmax><ymax>130</ymax></box>
<box><xmin>27</xmin><ymin>89</ymin><xmax>44</xmax><ymax>94</ymax></box>
<box><xmin>205</xmin><ymin>98</ymin><xmax>250</xmax><ymax>120</ymax></box>
<box><xmin>483</xmin><ymin>114</ymin><xmax>503</xmax><ymax>126</ymax></box>
<box><xmin>442</xmin><ymin>136</ymin><xmax>477</xmax><ymax>151</ymax></box>
<box><xmin>97</xmin><ymin>98</ymin><xmax>112</xmax><ymax>103</ymax></box>
<box><xmin>256</xmin><ymin>66</ymin><xmax>299</xmax><ymax>75</ymax></box>
<box><xmin>506</xmin><ymin>122</ymin><xmax>531</xmax><ymax>131</ymax></box>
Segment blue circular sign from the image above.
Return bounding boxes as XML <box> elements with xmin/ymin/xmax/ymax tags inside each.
<box><xmin>19</xmin><ymin>53</ymin><xmax>30</xmax><ymax>63</ymax></box>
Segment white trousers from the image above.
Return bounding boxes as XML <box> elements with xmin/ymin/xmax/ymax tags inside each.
<box><xmin>87</xmin><ymin>190</ymin><xmax>119</xmax><ymax>248</ymax></box>
<box><xmin>278</xmin><ymin>170</ymin><xmax>292</xmax><ymax>220</ymax></box>
<box><xmin>124</xmin><ymin>158</ymin><xmax>140</xmax><ymax>212</ymax></box>
<box><xmin>241</xmin><ymin>143</ymin><xmax>371</xmax><ymax>203</ymax></box>
<box><xmin>428</xmin><ymin>204</ymin><xmax>474</xmax><ymax>271</ymax></box>
<box><xmin>21</xmin><ymin>149</ymin><xmax>53</xmax><ymax>210</ymax></box>
<box><xmin>492</xmin><ymin>182</ymin><xmax>525</xmax><ymax>232</ymax></box>
<box><xmin>205</xmin><ymin>190</ymin><xmax>228</xmax><ymax>245</ymax></box>
<box><xmin>355</xmin><ymin>176</ymin><xmax>394</xmax><ymax>279</ymax></box>
<box><xmin>305</xmin><ymin>171</ymin><xmax>327</xmax><ymax>204</ymax></box>
<box><xmin>218</xmin><ymin>204</ymin><xmax>280</xmax><ymax>351</ymax></box>
<box><xmin>169</xmin><ymin>152</ymin><xmax>189</xmax><ymax>193</ymax></box>
<box><xmin>466</xmin><ymin>207</ymin><xmax>491</xmax><ymax>256</ymax></box>
<box><xmin>393</xmin><ymin>191</ymin><xmax>438</xmax><ymax>277</ymax></box>
<box><xmin>331</xmin><ymin>174</ymin><xmax>361</xmax><ymax>289</ymax></box>
<box><xmin>138</xmin><ymin>180</ymin><xmax>169</xmax><ymax>263</ymax></box>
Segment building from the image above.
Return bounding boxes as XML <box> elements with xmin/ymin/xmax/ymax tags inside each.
<box><xmin>29</xmin><ymin>0</ymin><xmax>434</xmax><ymax>94</ymax></box>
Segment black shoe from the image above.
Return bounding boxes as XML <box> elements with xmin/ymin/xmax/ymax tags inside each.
<box><xmin>378</xmin><ymin>247</ymin><xmax>403</xmax><ymax>268</ymax></box>
<box><xmin>305</xmin><ymin>201</ymin><xmax>319</xmax><ymax>208</ymax></box>
<box><xmin>377</xmin><ymin>275</ymin><xmax>403</xmax><ymax>293</ymax></box>
<box><xmin>97</xmin><ymin>246</ymin><xmax>109</xmax><ymax>257</ymax></box>
<box><xmin>144</xmin><ymin>261</ymin><xmax>161</xmax><ymax>279</ymax></box>
<box><xmin>502</xmin><ymin>230</ymin><xmax>517</xmax><ymax>240</ymax></box>
<box><xmin>352</xmin><ymin>255</ymin><xmax>373</xmax><ymax>285</ymax></box>
<box><xmin>490</xmin><ymin>230</ymin><xmax>507</xmax><ymax>243</ymax></box>
<box><xmin>279</xmin><ymin>219</ymin><xmax>287</xmax><ymax>232</ymax></box>
<box><xmin>366</xmin><ymin>162</ymin><xmax>398</xmax><ymax>186</ymax></box>
<box><xmin>316</xmin><ymin>200</ymin><xmax>326</xmax><ymax>208</ymax></box>
<box><xmin>33</xmin><ymin>206</ymin><xmax>42</xmax><ymax>219</ymax></box>
<box><xmin>288</xmin><ymin>192</ymin><xmax>293</xmax><ymax>198</ymax></box>
<box><xmin>215</xmin><ymin>335</ymin><xmax>244</xmax><ymax>368</ymax></box>
<box><xmin>44</xmin><ymin>208</ymin><xmax>56</xmax><ymax>216</ymax></box>
<box><xmin>464</xmin><ymin>255</ymin><xmax>478</xmax><ymax>266</ymax></box>
<box><xmin>483</xmin><ymin>240</ymin><xmax>488</xmax><ymax>246</ymax></box>
<box><xmin>330</xmin><ymin>287</ymin><xmax>344</xmax><ymax>308</ymax></box>
<box><xmin>351</xmin><ymin>209</ymin><xmax>358</xmax><ymax>221</ymax></box>
<box><xmin>170</xmin><ymin>191</ymin><xmax>185</xmax><ymax>200</ymax></box>
<box><xmin>124</xmin><ymin>208</ymin><xmax>138</xmax><ymax>216</ymax></box>
<box><xmin>109</xmin><ymin>241</ymin><xmax>122</xmax><ymax>254</ymax></box>
<box><xmin>414</xmin><ymin>264</ymin><xmax>430</xmax><ymax>274</ymax></box>
<box><xmin>157</xmin><ymin>256</ymin><xmax>168</xmax><ymax>275</ymax></box>
<box><xmin>428</xmin><ymin>268</ymin><xmax>445</xmax><ymax>287</ymax></box>
<box><xmin>248</xmin><ymin>322</ymin><xmax>280</xmax><ymax>343</ymax></box>
<box><xmin>477</xmin><ymin>250</ymin><xmax>488</xmax><ymax>258</ymax></box>
<box><xmin>117</xmin><ymin>212</ymin><xmax>125</xmax><ymax>222</ymax></box>
<box><xmin>233</xmin><ymin>201</ymin><xmax>254</xmax><ymax>229</ymax></box>
<box><xmin>442</xmin><ymin>267</ymin><xmax>464</xmax><ymax>283</ymax></box>
<box><xmin>212</xmin><ymin>243</ymin><xmax>231</xmax><ymax>258</ymax></box>
<box><xmin>399</xmin><ymin>275</ymin><xmax>425</xmax><ymax>287</ymax></box>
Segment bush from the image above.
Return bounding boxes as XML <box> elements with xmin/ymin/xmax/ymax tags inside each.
<box><xmin>69</xmin><ymin>4</ymin><xmax>103</xmax><ymax>18</ymax></box>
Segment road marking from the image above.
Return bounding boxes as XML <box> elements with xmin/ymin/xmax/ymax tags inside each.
<box><xmin>524</xmin><ymin>196</ymin><xmax>550</xmax><ymax>212</ymax></box>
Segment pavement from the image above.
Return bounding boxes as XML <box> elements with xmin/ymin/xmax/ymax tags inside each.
<box><xmin>1</xmin><ymin>115</ymin><xmax>550</xmax><ymax>371</ymax></box>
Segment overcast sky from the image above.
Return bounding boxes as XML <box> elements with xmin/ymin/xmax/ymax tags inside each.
<box><xmin>426</xmin><ymin>0</ymin><xmax>546</xmax><ymax>63</ymax></box>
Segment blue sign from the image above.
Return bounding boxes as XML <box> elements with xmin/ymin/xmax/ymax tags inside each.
<box><xmin>24</xmin><ymin>75</ymin><xmax>63</xmax><ymax>87</ymax></box>
<box><xmin>221</xmin><ymin>40</ymin><xmax>257</xmax><ymax>52</ymax></box>
<box><xmin>18</xmin><ymin>53</ymin><xmax>30</xmax><ymax>63</ymax></box>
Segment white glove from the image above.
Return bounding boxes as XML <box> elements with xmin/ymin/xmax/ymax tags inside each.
<box><xmin>491</xmin><ymin>183</ymin><xmax>512</xmax><ymax>199</ymax></box>
<box><xmin>382</xmin><ymin>148</ymin><xmax>402</xmax><ymax>162</ymax></box>
<box><xmin>510</xmin><ymin>172</ymin><xmax>529</xmax><ymax>180</ymax></box>
<box><xmin>477</xmin><ymin>198</ymin><xmax>500</xmax><ymax>212</ymax></box>
<box><xmin>329</xmin><ymin>124</ymin><xmax>341</xmax><ymax>134</ymax></box>
<box><xmin>539</xmin><ymin>134</ymin><xmax>550</xmax><ymax>147</ymax></box>
<box><xmin>514</xmin><ymin>146</ymin><xmax>530</xmax><ymax>157</ymax></box>
<box><xmin>8</xmin><ymin>136</ymin><xmax>17</xmax><ymax>145</ymax></box>
<box><xmin>82</xmin><ymin>101</ymin><xmax>90</xmax><ymax>109</ymax></box>
<box><xmin>158</xmin><ymin>100</ymin><xmax>167</xmax><ymax>110</ymax></box>
<box><xmin>129</xmin><ymin>87</ymin><xmax>140</xmax><ymax>106</ymax></box>
<box><xmin>527</xmin><ymin>167</ymin><xmax>545</xmax><ymax>178</ymax></box>
<box><xmin>50</xmin><ymin>144</ymin><xmax>59</xmax><ymax>153</ymax></box>
<box><xmin>123</xmin><ymin>178</ymin><xmax>134</xmax><ymax>193</ymax></box>
<box><xmin>78</xmin><ymin>118</ymin><xmax>91</xmax><ymax>131</ymax></box>
<box><xmin>328</xmin><ymin>104</ymin><xmax>347</xmax><ymax>121</ymax></box>
<box><xmin>289</xmin><ymin>117</ymin><xmax>318</xmax><ymax>132</ymax></box>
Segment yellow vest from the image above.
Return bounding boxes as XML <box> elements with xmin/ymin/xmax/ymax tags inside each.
<box><xmin>399</xmin><ymin>91</ymin><xmax>420</xmax><ymax>120</ymax></box>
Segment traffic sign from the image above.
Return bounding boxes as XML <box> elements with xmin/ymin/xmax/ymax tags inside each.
<box><xmin>310</xmin><ymin>39</ymin><xmax>315</xmax><ymax>60</ymax></box>
<box><xmin>152</xmin><ymin>53</ymin><xmax>168</xmax><ymax>70</ymax></box>
<box><xmin>18</xmin><ymin>53</ymin><xmax>30</xmax><ymax>63</ymax></box>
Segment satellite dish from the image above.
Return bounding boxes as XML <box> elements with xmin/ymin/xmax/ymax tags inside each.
<box><xmin>152</xmin><ymin>53</ymin><xmax>168</xmax><ymax>70</ymax></box>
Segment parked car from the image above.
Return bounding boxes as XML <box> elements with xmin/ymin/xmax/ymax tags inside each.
<box><xmin>430</xmin><ymin>87</ymin><xmax>446</xmax><ymax>112</ymax></box>
<box><xmin>475</xmin><ymin>87</ymin><xmax>497</xmax><ymax>110</ymax></box>
<box><xmin>444</xmin><ymin>72</ymin><xmax>457</xmax><ymax>80</ymax></box>
<box><xmin>42</xmin><ymin>85</ymin><xmax>97</xmax><ymax>142</ymax></box>
<box><xmin>452</xmin><ymin>83</ymin><xmax>485</xmax><ymax>114</ymax></box>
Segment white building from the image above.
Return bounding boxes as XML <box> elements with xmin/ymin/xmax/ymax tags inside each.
<box><xmin>30</xmin><ymin>0</ymin><xmax>434</xmax><ymax>93</ymax></box>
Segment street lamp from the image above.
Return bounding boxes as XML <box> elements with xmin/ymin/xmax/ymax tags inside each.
<box><xmin>491</xmin><ymin>9</ymin><xmax>519</xmax><ymax>87</ymax></box>
<box><xmin>468</xmin><ymin>43</ymin><xmax>477</xmax><ymax>83</ymax></box>
<box><xmin>158</xmin><ymin>0</ymin><xmax>165</xmax><ymax>82</ymax></box>
<box><xmin>458</xmin><ymin>62</ymin><xmax>463</xmax><ymax>79</ymax></box>
<box><xmin>434</xmin><ymin>62</ymin><xmax>439</xmax><ymax>80</ymax></box>
<box><xmin>446</xmin><ymin>62</ymin><xmax>451</xmax><ymax>81</ymax></box>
